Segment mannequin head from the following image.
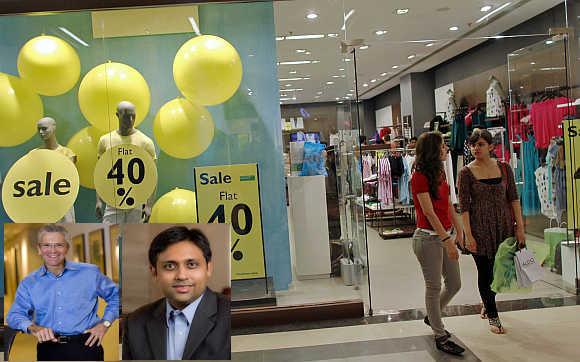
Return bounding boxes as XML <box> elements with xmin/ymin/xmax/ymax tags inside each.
<box><xmin>116</xmin><ymin>101</ymin><xmax>136</xmax><ymax>133</ymax></box>
<box><xmin>37</xmin><ymin>117</ymin><xmax>56</xmax><ymax>141</ymax></box>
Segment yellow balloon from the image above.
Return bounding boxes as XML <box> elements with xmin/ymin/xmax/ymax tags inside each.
<box><xmin>17</xmin><ymin>35</ymin><xmax>81</xmax><ymax>96</ymax></box>
<box><xmin>66</xmin><ymin>126</ymin><xmax>105</xmax><ymax>189</ymax></box>
<box><xmin>2</xmin><ymin>149</ymin><xmax>79</xmax><ymax>222</ymax></box>
<box><xmin>173</xmin><ymin>35</ymin><xmax>243</xmax><ymax>106</ymax></box>
<box><xmin>149</xmin><ymin>188</ymin><xmax>197</xmax><ymax>223</ymax></box>
<box><xmin>0</xmin><ymin>72</ymin><xmax>44</xmax><ymax>147</ymax></box>
<box><xmin>78</xmin><ymin>62</ymin><xmax>150</xmax><ymax>132</ymax></box>
<box><xmin>153</xmin><ymin>98</ymin><xmax>214</xmax><ymax>159</ymax></box>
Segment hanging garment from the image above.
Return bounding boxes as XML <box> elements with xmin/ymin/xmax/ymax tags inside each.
<box><xmin>447</xmin><ymin>92</ymin><xmax>457</xmax><ymax>123</ymax></box>
<box><xmin>399</xmin><ymin>156</ymin><xmax>411</xmax><ymax>205</ymax></box>
<box><xmin>522</xmin><ymin>135</ymin><xmax>541</xmax><ymax>216</ymax></box>
<box><xmin>451</xmin><ymin>111</ymin><xmax>467</xmax><ymax>152</ymax></box>
<box><xmin>486</xmin><ymin>81</ymin><xmax>505</xmax><ymax>118</ymax></box>
<box><xmin>444</xmin><ymin>151</ymin><xmax>458</xmax><ymax>204</ymax></box>
<box><xmin>388</xmin><ymin>155</ymin><xmax>404</xmax><ymax>178</ymax></box>
<box><xmin>404</xmin><ymin>154</ymin><xmax>416</xmax><ymax>201</ymax></box>
<box><xmin>378</xmin><ymin>156</ymin><xmax>393</xmax><ymax>207</ymax></box>
<box><xmin>463</xmin><ymin>139</ymin><xmax>474</xmax><ymax>166</ymax></box>
<box><xmin>362</xmin><ymin>154</ymin><xmax>373</xmax><ymax>179</ymax></box>
<box><xmin>507</xmin><ymin>104</ymin><xmax>529</xmax><ymax>145</ymax></box>
<box><xmin>534</xmin><ymin>166</ymin><xmax>556</xmax><ymax>219</ymax></box>
<box><xmin>530</xmin><ymin>97</ymin><xmax>576</xmax><ymax>149</ymax></box>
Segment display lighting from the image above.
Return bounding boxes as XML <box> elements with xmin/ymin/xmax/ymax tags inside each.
<box><xmin>475</xmin><ymin>2</ymin><xmax>511</xmax><ymax>23</ymax></box>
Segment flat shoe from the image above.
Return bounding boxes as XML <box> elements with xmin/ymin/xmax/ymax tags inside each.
<box><xmin>424</xmin><ymin>316</ymin><xmax>451</xmax><ymax>338</ymax></box>
<box><xmin>435</xmin><ymin>338</ymin><xmax>465</xmax><ymax>356</ymax></box>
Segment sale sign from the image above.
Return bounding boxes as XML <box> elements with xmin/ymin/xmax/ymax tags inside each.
<box><xmin>564</xmin><ymin>119</ymin><xmax>580</xmax><ymax>229</ymax></box>
<box><xmin>194</xmin><ymin>163</ymin><xmax>266</xmax><ymax>280</ymax></box>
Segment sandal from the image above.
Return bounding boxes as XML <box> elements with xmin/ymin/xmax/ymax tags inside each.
<box><xmin>488</xmin><ymin>317</ymin><xmax>506</xmax><ymax>334</ymax></box>
<box><xmin>480</xmin><ymin>306</ymin><xmax>487</xmax><ymax>319</ymax></box>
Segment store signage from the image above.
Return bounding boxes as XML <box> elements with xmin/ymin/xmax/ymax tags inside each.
<box><xmin>564</xmin><ymin>119</ymin><xmax>580</xmax><ymax>229</ymax></box>
<box><xmin>1</xmin><ymin>149</ymin><xmax>79</xmax><ymax>222</ymax></box>
<box><xmin>94</xmin><ymin>144</ymin><xmax>157</xmax><ymax>209</ymax></box>
<box><xmin>194</xmin><ymin>163</ymin><xmax>266</xmax><ymax>280</ymax></box>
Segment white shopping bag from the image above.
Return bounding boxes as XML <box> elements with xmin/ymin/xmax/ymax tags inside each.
<box><xmin>514</xmin><ymin>254</ymin><xmax>533</xmax><ymax>288</ymax></box>
<box><xmin>514</xmin><ymin>248</ymin><xmax>544</xmax><ymax>283</ymax></box>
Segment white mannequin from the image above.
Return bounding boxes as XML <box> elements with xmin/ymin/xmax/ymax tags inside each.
<box><xmin>36</xmin><ymin>117</ymin><xmax>77</xmax><ymax>222</ymax></box>
<box><xmin>96</xmin><ymin>101</ymin><xmax>157</xmax><ymax>223</ymax></box>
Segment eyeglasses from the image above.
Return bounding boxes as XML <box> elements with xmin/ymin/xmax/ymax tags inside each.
<box><xmin>39</xmin><ymin>243</ymin><xmax>67</xmax><ymax>250</ymax></box>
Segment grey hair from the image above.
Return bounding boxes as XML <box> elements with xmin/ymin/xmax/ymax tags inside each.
<box><xmin>37</xmin><ymin>224</ymin><xmax>71</xmax><ymax>246</ymax></box>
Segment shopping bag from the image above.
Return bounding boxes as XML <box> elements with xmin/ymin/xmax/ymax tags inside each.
<box><xmin>515</xmin><ymin>248</ymin><xmax>544</xmax><ymax>283</ymax></box>
<box><xmin>514</xmin><ymin>254</ymin><xmax>532</xmax><ymax>288</ymax></box>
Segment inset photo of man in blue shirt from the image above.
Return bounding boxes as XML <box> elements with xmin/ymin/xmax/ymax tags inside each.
<box><xmin>6</xmin><ymin>224</ymin><xmax>120</xmax><ymax>361</ymax></box>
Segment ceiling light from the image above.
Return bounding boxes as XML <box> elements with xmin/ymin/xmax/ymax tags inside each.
<box><xmin>395</xmin><ymin>8</ymin><xmax>409</xmax><ymax>15</ymax></box>
<box><xmin>546</xmin><ymin>40</ymin><xmax>554</xmax><ymax>45</ymax></box>
<box><xmin>338</xmin><ymin>101</ymin><xmax>344</xmax><ymax>104</ymax></box>
<box><xmin>306</xmin><ymin>12</ymin><xmax>319</xmax><ymax>20</ymax></box>
<box><xmin>341</xmin><ymin>9</ymin><xmax>355</xmax><ymax>30</ymax></box>
<box><xmin>285</xmin><ymin>34</ymin><xmax>325</xmax><ymax>40</ymax></box>
<box><xmin>289</xmin><ymin>70</ymin><xmax>297</xmax><ymax>74</ymax></box>
<box><xmin>370</xmin><ymin>79</ymin><xmax>377</xmax><ymax>83</ymax></box>
<box><xmin>481</xmin><ymin>5</ymin><xmax>492</xmax><ymax>12</ymax></box>
<box><xmin>407</xmin><ymin>54</ymin><xmax>416</xmax><ymax>59</ymax></box>
<box><xmin>380</xmin><ymin>72</ymin><xmax>387</xmax><ymax>76</ymax></box>
<box><xmin>317</xmin><ymin>91</ymin><xmax>323</xmax><ymax>95</ymax></box>
<box><xmin>328</xmin><ymin>33</ymin><xmax>339</xmax><ymax>38</ymax></box>
<box><xmin>363</xmin><ymin>83</ymin><xmax>369</xmax><ymax>87</ymax></box>
<box><xmin>278</xmin><ymin>60</ymin><xmax>315</xmax><ymax>65</ymax></box>
<box><xmin>476</xmin><ymin>2</ymin><xmax>511</xmax><ymax>24</ymax></box>
<box><xmin>359</xmin><ymin>45</ymin><xmax>369</xmax><ymax>50</ymax></box>
<box><xmin>279</xmin><ymin>78</ymin><xmax>303</xmax><ymax>81</ymax></box>
<box><xmin>276</xmin><ymin>36</ymin><xmax>285</xmax><ymax>41</ymax></box>
<box><xmin>285</xmin><ymin>84</ymin><xmax>292</xmax><ymax>87</ymax></box>
<box><xmin>336</xmin><ymin>97</ymin><xmax>340</xmax><ymax>100</ymax></box>
<box><xmin>530</xmin><ymin>62</ymin><xmax>536</xmax><ymax>65</ymax></box>
<box><xmin>303</xmin><ymin>77</ymin><xmax>311</xmax><ymax>80</ymax></box>
<box><xmin>449</xmin><ymin>26</ymin><xmax>459</xmax><ymax>31</ymax></box>
<box><xmin>426</xmin><ymin>43</ymin><xmax>435</xmax><ymax>47</ymax></box>
<box><xmin>343</xmin><ymin>58</ymin><xmax>351</xmax><ymax>62</ymax></box>
<box><xmin>280</xmin><ymin>97</ymin><xmax>293</xmax><ymax>101</ymax></box>
<box><xmin>375</xmin><ymin>30</ymin><xmax>388</xmax><ymax>36</ymax></box>
<box><xmin>347</xmin><ymin>93</ymin><xmax>354</xmax><ymax>96</ymax></box>
<box><xmin>332</xmin><ymin>75</ymin><xmax>340</xmax><ymax>78</ymax></box>
<box><xmin>312</xmin><ymin>60</ymin><xmax>321</xmax><ymax>64</ymax></box>
<box><xmin>339</xmin><ymin>68</ymin><xmax>345</xmax><ymax>71</ymax></box>
<box><xmin>326</xmin><ymin>81</ymin><xmax>335</xmax><ymax>85</ymax></box>
<box><xmin>315</xmin><ymin>96</ymin><xmax>321</xmax><ymax>98</ymax></box>
<box><xmin>392</xmin><ymin>65</ymin><xmax>399</xmax><ymax>69</ymax></box>
<box><xmin>305</xmin><ymin>52</ymin><xmax>311</xmax><ymax>55</ymax></box>
<box><xmin>282</xmin><ymin>88</ymin><xmax>304</xmax><ymax>91</ymax></box>
<box><xmin>296</xmin><ymin>49</ymin><xmax>307</xmax><ymax>53</ymax></box>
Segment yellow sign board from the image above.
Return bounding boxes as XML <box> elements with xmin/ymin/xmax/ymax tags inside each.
<box><xmin>564</xmin><ymin>119</ymin><xmax>580</xmax><ymax>229</ymax></box>
<box><xmin>194</xmin><ymin>164</ymin><xmax>266</xmax><ymax>280</ymax></box>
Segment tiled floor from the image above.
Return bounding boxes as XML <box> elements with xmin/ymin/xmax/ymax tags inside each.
<box><xmin>276</xmin><ymin>226</ymin><xmax>574</xmax><ymax>313</ymax></box>
<box><xmin>232</xmin><ymin>305</ymin><xmax>580</xmax><ymax>362</ymax></box>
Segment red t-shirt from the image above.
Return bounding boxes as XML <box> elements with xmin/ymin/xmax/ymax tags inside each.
<box><xmin>411</xmin><ymin>170</ymin><xmax>452</xmax><ymax>230</ymax></box>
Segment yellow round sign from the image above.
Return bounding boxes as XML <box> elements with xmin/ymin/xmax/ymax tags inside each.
<box><xmin>1</xmin><ymin>149</ymin><xmax>79</xmax><ymax>222</ymax></box>
<box><xmin>94</xmin><ymin>143</ymin><xmax>157</xmax><ymax>209</ymax></box>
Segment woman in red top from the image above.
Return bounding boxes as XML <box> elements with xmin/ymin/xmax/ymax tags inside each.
<box><xmin>411</xmin><ymin>132</ymin><xmax>465</xmax><ymax>356</ymax></box>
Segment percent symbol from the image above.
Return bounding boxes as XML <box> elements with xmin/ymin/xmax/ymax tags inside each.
<box><xmin>231</xmin><ymin>238</ymin><xmax>243</xmax><ymax>261</ymax></box>
<box><xmin>117</xmin><ymin>187</ymin><xmax>135</xmax><ymax>206</ymax></box>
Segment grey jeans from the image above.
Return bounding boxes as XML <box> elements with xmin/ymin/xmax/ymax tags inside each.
<box><xmin>412</xmin><ymin>229</ymin><xmax>461</xmax><ymax>339</ymax></box>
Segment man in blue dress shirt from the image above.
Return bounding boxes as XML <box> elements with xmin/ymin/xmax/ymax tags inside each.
<box><xmin>122</xmin><ymin>226</ymin><xmax>230</xmax><ymax>360</ymax></box>
<box><xmin>6</xmin><ymin>224</ymin><xmax>120</xmax><ymax>361</ymax></box>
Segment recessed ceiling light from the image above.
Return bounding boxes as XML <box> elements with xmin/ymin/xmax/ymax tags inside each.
<box><xmin>392</xmin><ymin>65</ymin><xmax>399</xmax><ymax>69</ymax></box>
<box><xmin>339</xmin><ymin>68</ymin><xmax>345</xmax><ymax>71</ymax></box>
<box><xmin>359</xmin><ymin>45</ymin><xmax>369</xmax><ymax>50</ymax></box>
<box><xmin>375</xmin><ymin>30</ymin><xmax>388</xmax><ymax>36</ymax></box>
<box><xmin>296</xmin><ymin>49</ymin><xmax>307</xmax><ymax>53</ymax></box>
<box><xmin>530</xmin><ymin>62</ymin><xmax>536</xmax><ymax>65</ymax></box>
<box><xmin>332</xmin><ymin>75</ymin><xmax>340</xmax><ymax>78</ymax></box>
<box><xmin>306</xmin><ymin>12</ymin><xmax>319</xmax><ymax>20</ymax></box>
<box><xmin>328</xmin><ymin>33</ymin><xmax>339</xmax><ymax>38</ymax></box>
<box><xmin>476</xmin><ymin>2</ymin><xmax>511</xmax><ymax>23</ymax></box>
<box><xmin>347</xmin><ymin>93</ymin><xmax>353</xmax><ymax>96</ymax></box>
<box><xmin>285</xmin><ymin>84</ymin><xmax>292</xmax><ymax>87</ymax></box>
<box><xmin>546</xmin><ymin>40</ymin><xmax>554</xmax><ymax>45</ymax></box>
<box><xmin>344</xmin><ymin>58</ymin><xmax>351</xmax><ymax>62</ymax></box>
<box><xmin>519</xmin><ymin>86</ymin><xmax>524</xmax><ymax>89</ymax></box>
<box><xmin>481</xmin><ymin>5</ymin><xmax>492</xmax><ymax>12</ymax></box>
<box><xmin>395</xmin><ymin>8</ymin><xmax>409</xmax><ymax>15</ymax></box>
<box><xmin>282</xmin><ymin>88</ymin><xmax>303</xmax><ymax>91</ymax></box>
<box><xmin>305</xmin><ymin>51</ymin><xmax>311</xmax><ymax>55</ymax></box>
<box><xmin>449</xmin><ymin>26</ymin><xmax>459</xmax><ymax>31</ymax></box>
<box><xmin>285</xmin><ymin>34</ymin><xmax>325</xmax><ymax>40</ymax></box>
<box><xmin>317</xmin><ymin>91</ymin><xmax>323</xmax><ymax>95</ymax></box>
<box><xmin>370</xmin><ymin>79</ymin><xmax>377</xmax><ymax>83</ymax></box>
<box><xmin>303</xmin><ymin>77</ymin><xmax>311</xmax><ymax>80</ymax></box>
<box><xmin>349</xmin><ymin>89</ymin><xmax>354</xmax><ymax>92</ymax></box>
<box><xmin>276</xmin><ymin>36</ymin><xmax>285</xmax><ymax>41</ymax></box>
<box><xmin>407</xmin><ymin>54</ymin><xmax>416</xmax><ymax>59</ymax></box>
<box><xmin>426</xmin><ymin>43</ymin><xmax>435</xmax><ymax>47</ymax></box>
<box><xmin>380</xmin><ymin>72</ymin><xmax>387</xmax><ymax>76</ymax></box>
<box><xmin>279</xmin><ymin>78</ymin><xmax>303</xmax><ymax>81</ymax></box>
<box><xmin>363</xmin><ymin>83</ymin><xmax>369</xmax><ymax>87</ymax></box>
<box><xmin>278</xmin><ymin>60</ymin><xmax>314</xmax><ymax>65</ymax></box>
<box><xmin>248</xmin><ymin>54</ymin><xmax>255</xmax><ymax>57</ymax></box>
<box><xmin>312</xmin><ymin>60</ymin><xmax>321</xmax><ymax>64</ymax></box>
<box><xmin>327</xmin><ymin>81</ymin><xmax>335</xmax><ymax>85</ymax></box>
<box><xmin>290</xmin><ymin>70</ymin><xmax>297</xmax><ymax>74</ymax></box>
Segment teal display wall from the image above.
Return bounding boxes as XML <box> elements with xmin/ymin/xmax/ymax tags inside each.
<box><xmin>0</xmin><ymin>2</ymin><xmax>292</xmax><ymax>290</ymax></box>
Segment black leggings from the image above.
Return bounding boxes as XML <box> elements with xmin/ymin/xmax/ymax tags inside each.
<box><xmin>472</xmin><ymin>254</ymin><xmax>498</xmax><ymax>318</ymax></box>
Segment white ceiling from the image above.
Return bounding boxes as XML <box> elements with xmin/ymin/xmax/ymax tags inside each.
<box><xmin>274</xmin><ymin>0</ymin><xmax>564</xmax><ymax>105</ymax></box>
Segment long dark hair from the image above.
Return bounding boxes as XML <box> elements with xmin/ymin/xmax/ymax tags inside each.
<box><xmin>414</xmin><ymin>132</ymin><xmax>444</xmax><ymax>200</ymax></box>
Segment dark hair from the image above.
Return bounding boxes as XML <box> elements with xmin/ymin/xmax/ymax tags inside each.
<box><xmin>468</xmin><ymin>128</ymin><xmax>493</xmax><ymax>146</ymax></box>
<box><xmin>414</xmin><ymin>132</ymin><xmax>444</xmax><ymax>200</ymax></box>
<box><xmin>410</xmin><ymin>137</ymin><xmax>417</xmax><ymax>142</ymax></box>
<box><xmin>148</xmin><ymin>226</ymin><xmax>212</xmax><ymax>267</ymax></box>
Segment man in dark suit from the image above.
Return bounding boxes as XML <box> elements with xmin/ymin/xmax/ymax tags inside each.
<box><xmin>122</xmin><ymin>226</ymin><xmax>231</xmax><ymax>360</ymax></box>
